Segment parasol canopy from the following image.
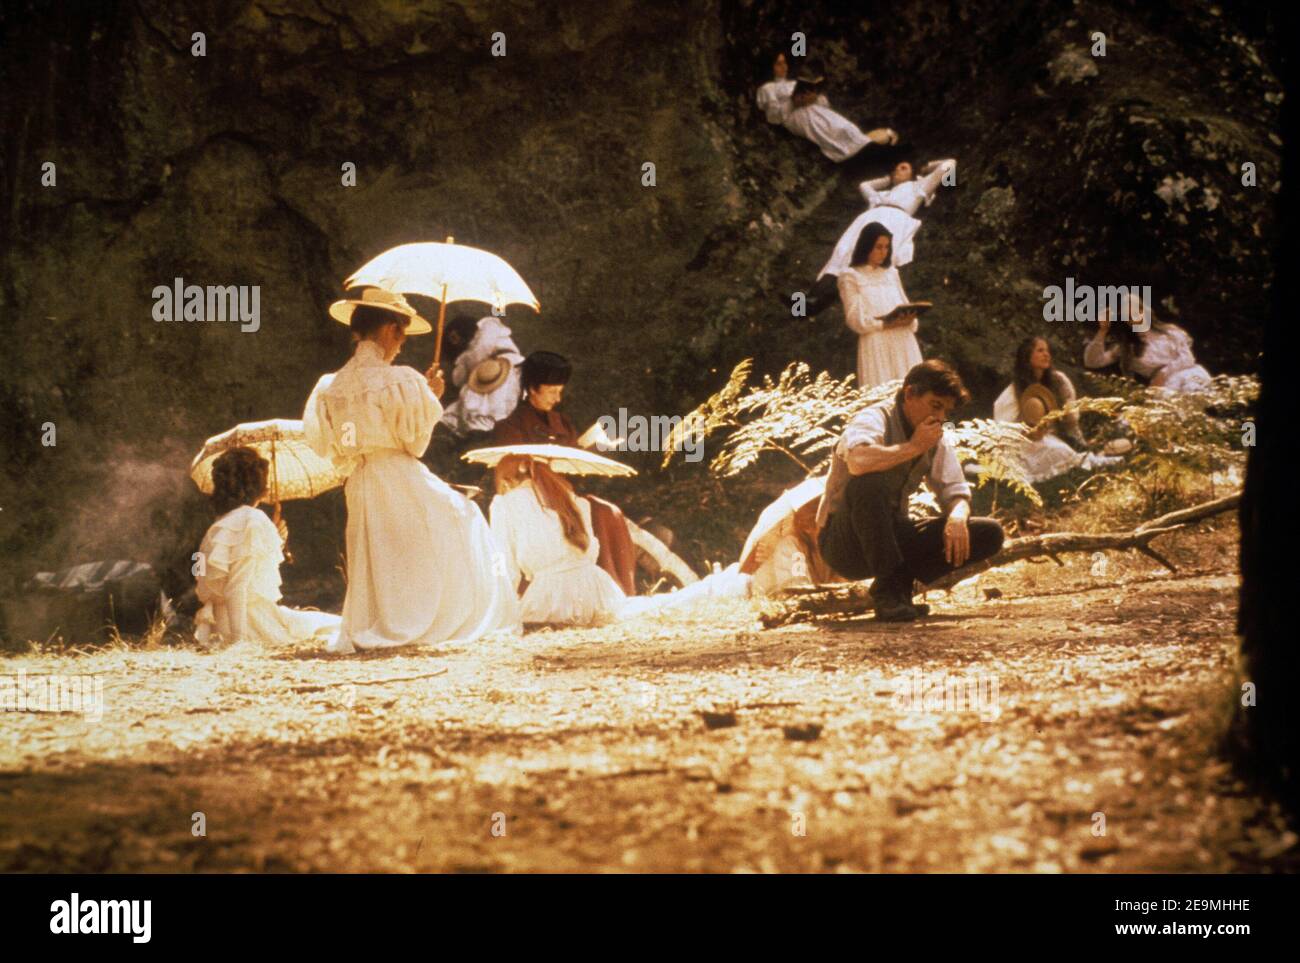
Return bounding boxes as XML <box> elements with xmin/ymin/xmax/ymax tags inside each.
<box><xmin>462</xmin><ymin>443</ymin><xmax>637</xmax><ymax>478</ymax></box>
<box><xmin>737</xmin><ymin>475</ymin><xmax>827</xmax><ymax>574</ymax></box>
<box><xmin>189</xmin><ymin>418</ymin><xmax>346</xmax><ymax>504</ymax></box>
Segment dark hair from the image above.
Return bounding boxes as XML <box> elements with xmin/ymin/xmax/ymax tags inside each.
<box><xmin>1012</xmin><ymin>335</ymin><xmax>1066</xmax><ymax>395</ymax></box>
<box><xmin>446</xmin><ymin>313</ymin><xmax>480</xmax><ymax>349</ymax></box>
<box><xmin>350</xmin><ymin>304</ymin><xmax>409</xmax><ymax>339</ymax></box>
<box><xmin>210</xmin><ymin>447</ymin><xmax>268</xmax><ymax>517</ymax></box>
<box><xmin>849</xmin><ymin>222</ymin><xmax>893</xmax><ymax>268</ymax></box>
<box><xmin>903</xmin><ymin>359</ymin><xmax>970</xmax><ymax>405</ymax></box>
<box><xmin>521</xmin><ymin>351</ymin><xmax>572</xmax><ymax>393</ymax></box>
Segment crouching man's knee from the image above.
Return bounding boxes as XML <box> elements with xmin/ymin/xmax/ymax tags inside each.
<box><xmin>969</xmin><ymin>517</ymin><xmax>1005</xmax><ymax>563</ymax></box>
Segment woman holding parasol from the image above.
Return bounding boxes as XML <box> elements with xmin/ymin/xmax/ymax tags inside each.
<box><xmin>302</xmin><ymin>288</ymin><xmax>519</xmax><ymax>653</ymax></box>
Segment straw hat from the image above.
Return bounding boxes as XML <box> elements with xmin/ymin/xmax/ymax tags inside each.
<box><xmin>466</xmin><ymin>357</ymin><xmax>513</xmax><ymax>395</ymax></box>
<box><xmin>328</xmin><ymin>287</ymin><xmax>431</xmax><ymax>334</ymax></box>
<box><xmin>1018</xmin><ymin>383</ymin><xmax>1059</xmax><ymax>427</ymax></box>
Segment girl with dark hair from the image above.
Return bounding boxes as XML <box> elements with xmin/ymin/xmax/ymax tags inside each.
<box><xmin>756</xmin><ymin>50</ymin><xmax>796</xmax><ymax>124</ymax></box>
<box><xmin>193</xmin><ymin>447</ymin><xmax>341</xmax><ymax>645</ymax></box>
<box><xmin>819</xmin><ymin>156</ymin><xmax>958</xmax><ymax>280</ymax></box>
<box><xmin>771</xmin><ymin>58</ymin><xmax>899</xmax><ymax>163</ymax></box>
<box><xmin>303</xmin><ymin>288</ymin><xmax>519</xmax><ymax>653</ymax></box>
<box><xmin>1083</xmin><ymin>292</ymin><xmax>1211</xmax><ymax>392</ymax></box>
<box><xmin>836</xmin><ymin>224</ymin><xmax>923</xmax><ymax>388</ymax></box>
<box><xmin>489</xmin><ymin>455</ymin><xmax>626</xmax><ymax>626</ymax></box>
<box><xmin>993</xmin><ymin>336</ymin><xmax>1121</xmax><ymax>482</ymax></box>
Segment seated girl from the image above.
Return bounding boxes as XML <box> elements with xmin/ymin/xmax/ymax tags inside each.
<box><xmin>1083</xmin><ymin>292</ymin><xmax>1211</xmax><ymax>392</ymax></box>
<box><xmin>490</xmin><ymin>455</ymin><xmax>627</xmax><ymax>627</ymax></box>
<box><xmin>994</xmin><ymin>336</ymin><xmax>1121</xmax><ymax>483</ymax></box>
<box><xmin>194</xmin><ymin>447</ymin><xmax>341</xmax><ymax>645</ymax></box>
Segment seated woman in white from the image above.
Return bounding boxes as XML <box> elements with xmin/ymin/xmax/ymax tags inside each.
<box><xmin>439</xmin><ymin>315</ymin><xmax>524</xmax><ymax>438</ymax></box>
<box><xmin>837</xmin><ymin>223</ymin><xmax>923</xmax><ymax>389</ymax></box>
<box><xmin>1083</xmin><ymin>292</ymin><xmax>1211</xmax><ymax>392</ymax></box>
<box><xmin>194</xmin><ymin>447</ymin><xmax>341</xmax><ymax>646</ymax></box>
<box><xmin>994</xmin><ymin>336</ymin><xmax>1121</xmax><ymax>483</ymax></box>
<box><xmin>819</xmin><ymin>158</ymin><xmax>957</xmax><ymax>279</ymax></box>
<box><xmin>303</xmin><ymin>289</ymin><xmax>519</xmax><ymax>653</ymax></box>
<box><xmin>780</xmin><ymin>64</ymin><xmax>897</xmax><ymax>163</ymax></box>
<box><xmin>490</xmin><ymin>455</ymin><xmax>626</xmax><ymax>627</ymax></box>
<box><xmin>756</xmin><ymin>51</ymin><xmax>797</xmax><ymax>124</ymax></box>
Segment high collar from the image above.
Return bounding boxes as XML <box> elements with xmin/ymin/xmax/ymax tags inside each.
<box><xmin>353</xmin><ymin>340</ymin><xmax>389</xmax><ymax>366</ymax></box>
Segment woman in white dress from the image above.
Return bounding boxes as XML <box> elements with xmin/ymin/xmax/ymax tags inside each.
<box><xmin>819</xmin><ymin>157</ymin><xmax>957</xmax><ymax>280</ymax></box>
<box><xmin>490</xmin><ymin>455</ymin><xmax>626</xmax><ymax>627</ymax></box>
<box><xmin>837</xmin><ymin>223</ymin><xmax>923</xmax><ymax>388</ymax></box>
<box><xmin>1083</xmin><ymin>292</ymin><xmax>1211</xmax><ymax>392</ymax></box>
<box><xmin>194</xmin><ymin>447</ymin><xmax>341</xmax><ymax>646</ymax></box>
<box><xmin>779</xmin><ymin>61</ymin><xmax>898</xmax><ymax>163</ymax></box>
<box><xmin>756</xmin><ymin>51</ymin><xmax>796</xmax><ymax>124</ymax></box>
<box><xmin>439</xmin><ymin>315</ymin><xmax>524</xmax><ymax>438</ymax></box>
<box><xmin>993</xmin><ymin>337</ymin><xmax>1120</xmax><ymax>482</ymax></box>
<box><xmin>303</xmin><ymin>289</ymin><xmax>519</xmax><ymax>653</ymax></box>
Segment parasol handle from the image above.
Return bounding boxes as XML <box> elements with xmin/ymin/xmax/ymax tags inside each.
<box><xmin>272</xmin><ymin>500</ymin><xmax>282</xmax><ymax>525</ymax></box>
<box><xmin>429</xmin><ymin>236</ymin><xmax>454</xmax><ymax>370</ymax></box>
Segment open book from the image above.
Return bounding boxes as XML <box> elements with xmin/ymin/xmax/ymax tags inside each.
<box><xmin>875</xmin><ymin>301</ymin><xmax>933</xmax><ymax>324</ymax></box>
<box><xmin>577</xmin><ymin>421</ymin><xmax>625</xmax><ymax>451</ymax></box>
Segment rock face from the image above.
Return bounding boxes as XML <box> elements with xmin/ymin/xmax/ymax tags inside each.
<box><xmin>0</xmin><ymin>0</ymin><xmax>1281</xmax><ymax>595</ymax></box>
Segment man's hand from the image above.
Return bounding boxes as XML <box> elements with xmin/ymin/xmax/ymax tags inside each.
<box><xmin>910</xmin><ymin>416</ymin><xmax>943</xmax><ymax>455</ymax></box>
<box><xmin>944</xmin><ymin>500</ymin><xmax>971</xmax><ymax>568</ymax></box>
<box><xmin>426</xmin><ymin>368</ymin><xmax>446</xmax><ymax>399</ymax></box>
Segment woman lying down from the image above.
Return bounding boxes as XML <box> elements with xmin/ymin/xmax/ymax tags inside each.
<box><xmin>489</xmin><ymin>456</ymin><xmax>834</xmax><ymax>628</ymax></box>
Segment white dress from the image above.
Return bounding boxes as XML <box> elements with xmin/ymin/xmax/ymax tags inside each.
<box><xmin>490</xmin><ymin>482</ymin><xmax>627</xmax><ymax>626</ymax></box>
<box><xmin>781</xmin><ymin>101</ymin><xmax>870</xmax><ymax>162</ymax></box>
<box><xmin>439</xmin><ymin>316</ymin><xmax>524</xmax><ymax>436</ymax></box>
<box><xmin>837</xmin><ymin>265</ymin><xmax>923</xmax><ymax>388</ymax></box>
<box><xmin>993</xmin><ymin>376</ymin><xmax>1086</xmax><ymax>483</ymax></box>
<box><xmin>819</xmin><ymin>160</ymin><xmax>956</xmax><ymax>278</ymax></box>
<box><xmin>303</xmin><ymin>340</ymin><xmax>519</xmax><ymax>653</ymax></box>
<box><xmin>1083</xmin><ymin>324</ymin><xmax>1211</xmax><ymax>392</ymax></box>
<box><xmin>756</xmin><ymin>79</ymin><xmax>796</xmax><ymax>124</ymax></box>
<box><xmin>194</xmin><ymin>505</ymin><xmax>341</xmax><ymax>645</ymax></box>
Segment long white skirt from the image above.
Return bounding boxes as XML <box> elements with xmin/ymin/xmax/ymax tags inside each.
<box><xmin>819</xmin><ymin>206</ymin><xmax>923</xmax><ymax>279</ymax></box>
<box><xmin>1020</xmin><ymin>433</ymin><xmax>1085</xmax><ymax>483</ymax></box>
<box><xmin>331</xmin><ymin>449</ymin><xmax>519</xmax><ymax>653</ymax></box>
<box><xmin>521</xmin><ymin>561</ymin><xmax>626</xmax><ymax>627</ymax></box>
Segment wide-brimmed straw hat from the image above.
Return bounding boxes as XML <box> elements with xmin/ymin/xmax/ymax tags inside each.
<box><xmin>466</xmin><ymin>357</ymin><xmax>513</xmax><ymax>395</ymax></box>
<box><xmin>1019</xmin><ymin>383</ymin><xmax>1060</xmax><ymax>427</ymax></box>
<box><xmin>328</xmin><ymin>287</ymin><xmax>431</xmax><ymax>334</ymax></box>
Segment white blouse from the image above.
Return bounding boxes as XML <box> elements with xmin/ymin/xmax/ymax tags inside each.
<box><xmin>756</xmin><ymin>79</ymin><xmax>796</xmax><ymax>124</ymax></box>
<box><xmin>1083</xmin><ymin>324</ymin><xmax>1211</xmax><ymax>391</ymax></box>
<box><xmin>859</xmin><ymin>159</ymin><xmax>956</xmax><ymax>213</ymax></box>
<box><xmin>303</xmin><ymin>340</ymin><xmax>441</xmax><ymax>475</ymax></box>
<box><xmin>441</xmin><ymin>316</ymin><xmax>524</xmax><ymax>435</ymax></box>
<box><xmin>194</xmin><ymin>506</ymin><xmax>340</xmax><ymax>645</ymax></box>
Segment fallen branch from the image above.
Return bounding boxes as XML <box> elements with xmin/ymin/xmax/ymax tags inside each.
<box><xmin>291</xmin><ymin>668</ymin><xmax>449</xmax><ymax>694</ymax></box>
<box><xmin>760</xmin><ymin>493</ymin><xmax>1240</xmax><ymax>627</ymax></box>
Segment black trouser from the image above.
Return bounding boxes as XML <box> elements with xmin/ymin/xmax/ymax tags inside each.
<box><xmin>818</xmin><ymin>468</ymin><xmax>1004</xmax><ymax>598</ymax></box>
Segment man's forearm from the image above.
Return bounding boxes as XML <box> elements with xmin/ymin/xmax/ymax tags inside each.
<box><xmin>846</xmin><ymin>441</ymin><xmax>918</xmax><ymax>475</ymax></box>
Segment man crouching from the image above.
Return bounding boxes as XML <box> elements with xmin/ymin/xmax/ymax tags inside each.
<box><xmin>815</xmin><ymin>359</ymin><xmax>1005</xmax><ymax>621</ymax></box>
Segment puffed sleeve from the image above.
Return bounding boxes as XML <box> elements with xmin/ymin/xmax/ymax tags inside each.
<box><xmin>917</xmin><ymin>159</ymin><xmax>956</xmax><ymax>205</ymax></box>
<box><xmin>838</xmin><ymin>271</ymin><xmax>883</xmax><ymax>335</ymax></box>
<box><xmin>302</xmin><ymin>374</ymin><xmax>335</xmax><ymax>459</ymax></box>
<box><xmin>859</xmin><ymin>175</ymin><xmax>891</xmax><ymax>207</ymax></box>
<box><xmin>1083</xmin><ymin>336</ymin><xmax>1121</xmax><ymax>370</ymax></box>
<box><xmin>992</xmin><ymin>384</ymin><xmax>1020</xmax><ymax>423</ymax></box>
<box><xmin>385</xmin><ymin>369</ymin><xmax>444</xmax><ymax>459</ymax></box>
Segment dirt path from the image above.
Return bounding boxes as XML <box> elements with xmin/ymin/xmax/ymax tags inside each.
<box><xmin>1</xmin><ymin>527</ymin><xmax>1295</xmax><ymax>873</ymax></box>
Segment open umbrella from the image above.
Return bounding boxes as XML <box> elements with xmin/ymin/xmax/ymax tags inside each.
<box><xmin>189</xmin><ymin>418</ymin><xmax>346</xmax><ymax>522</ymax></box>
<box><xmin>461</xmin><ymin>443</ymin><xmax>637</xmax><ymax>478</ymax></box>
<box><xmin>344</xmin><ymin>237</ymin><xmax>539</xmax><ymax>365</ymax></box>
<box><xmin>737</xmin><ymin>475</ymin><xmax>827</xmax><ymax>574</ymax></box>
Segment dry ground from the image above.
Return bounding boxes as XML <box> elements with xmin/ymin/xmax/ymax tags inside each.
<box><xmin>1</xmin><ymin>520</ymin><xmax>1296</xmax><ymax>873</ymax></box>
